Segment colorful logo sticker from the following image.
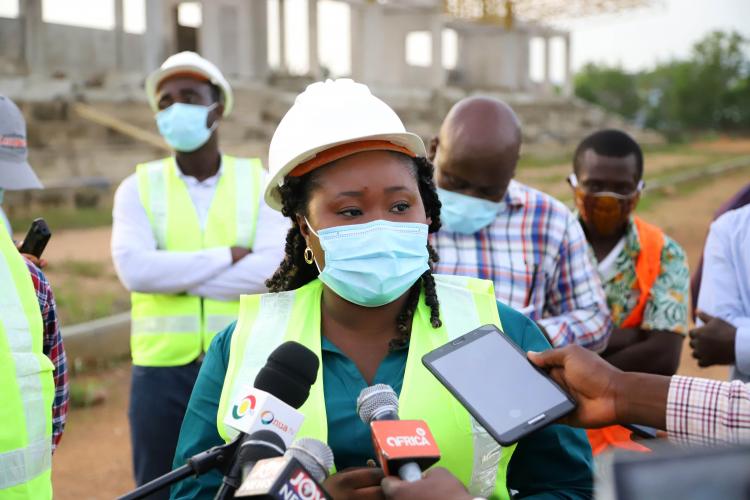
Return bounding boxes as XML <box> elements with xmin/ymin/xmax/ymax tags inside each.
<box><xmin>260</xmin><ymin>411</ymin><xmax>275</xmax><ymax>425</ymax></box>
<box><xmin>232</xmin><ymin>394</ymin><xmax>257</xmax><ymax>419</ymax></box>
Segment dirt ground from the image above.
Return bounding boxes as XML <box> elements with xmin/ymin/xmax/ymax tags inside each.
<box><xmin>50</xmin><ymin>153</ymin><xmax>749</xmax><ymax>499</ymax></box>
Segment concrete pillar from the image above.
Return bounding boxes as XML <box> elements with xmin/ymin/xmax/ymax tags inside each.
<box><xmin>517</xmin><ymin>31</ymin><xmax>530</xmax><ymax>92</ymax></box>
<box><xmin>430</xmin><ymin>15</ymin><xmax>445</xmax><ymax>88</ymax></box>
<box><xmin>563</xmin><ymin>33</ymin><xmax>573</xmax><ymax>96</ymax></box>
<box><xmin>350</xmin><ymin>4</ymin><xmax>384</xmax><ymax>84</ymax></box>
<box><xmin>308</xmin><ymin>0</ymin><xmax>320</xmax><ymax>78</ymax></box>
<box><xmin>247</xmin><ymin>0</ymin><xmax>269</xmax><ymax>80</ymax></box>
<box><xmin>199</xmin><ymin>2</ymin><xmax>221</xmax><ymax>67</ymax></box>
<box><xmin>278</xmin><ymin>0</ymin><xmax>287</xmax><ymax>72</ymax></box>
<box><xmin>20</xmin><ymin>0</ymin><xmax>44</xmax><ymax>76</ymax></box>
<box><xmin>543</xmin><ymin>35</ymin><xmax>552</xmax><ymax>94</ymax></box>
<box><xmin>144</xmin><ymin>0</ymin><xmax>171</xmax><ymax>73</ymax></box>
<box><xmin>114</xmin><ymin>0</ymin><xmax>124</xmax><ymax>71</ymax></box>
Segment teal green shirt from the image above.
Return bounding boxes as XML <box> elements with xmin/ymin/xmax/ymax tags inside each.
<box><xmin>172</xmin><ymin>302</ymin><xmax>593</xmax><ymax>499</ymax></box>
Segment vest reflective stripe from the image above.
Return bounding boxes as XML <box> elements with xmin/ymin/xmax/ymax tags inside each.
<box><xmin>131</xmin><ymin>155</ymin><xmax>264</xmax><ymax>367</ymax></box>
<box><xmin>0</xmin><ymin>438</ymin><xmax>51</xmax><ymax>491</ymax></box>
<box><xmin>0</xmin><ymin>229</ymin><xmax>53</xmax><ymax>497</ymax></box>
<box><xmin>144</xmin><ymin>160</ymin><xmax>169</xmax><ymax>249</ymax></box>
<box><xmin>218</xmin><ymin>275</ymin><xmax>516</xmax><ymax>499</ymax></box>
<box><xmin>234</xmin><ymin>161</ymin><xmax>263</xmax><ymax>248</ymax></box>
<box><xmin>131</xmin><ymin>316</ymin><xmax>201</xmax><ymax>335</ymax></box>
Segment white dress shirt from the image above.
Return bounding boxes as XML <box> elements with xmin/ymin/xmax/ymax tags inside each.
<box><xmin>697</xmin><ymin>204</ymin><xmax>750</xmax><ymax>381</ymax></box>
<box><xmin>0</xmin><ymin>205</ymin><xmax>11</xmax><ymax>235</ymax></box>
<box><xmin>111</xmin><ymin>161</ymin><xmax>289</xmax><ymax>302</ymax></box>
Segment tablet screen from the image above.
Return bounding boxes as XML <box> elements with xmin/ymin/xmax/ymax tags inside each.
<box><xmin>430</xmin><ymin>331</ymin><xmax>569</xmax><ymax>435</ymax></box>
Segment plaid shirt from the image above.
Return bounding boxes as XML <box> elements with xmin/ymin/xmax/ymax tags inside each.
<box><xmin>667</xmin><ymin>375</ymin><xmax>750</xmax><ymax>445</ymax></box>
<box><xmin>431</xmin><ymin>180</ymin><xmax>612</xmax><ymax>350</ymax></box>
<box><xmin>25</xmin><ymin>259</ymin><xmax>69</xmax><ymax>451</ymax></box>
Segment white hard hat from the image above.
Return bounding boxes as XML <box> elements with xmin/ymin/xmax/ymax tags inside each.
<box><xmin>145</xmin><ymin>51</ymin><xmax>233</xmax><ymax>117</ymax></box>
<box><xmin>264</xmin><ymin>79</ymin><xmax>426</xmax><ymax>211</ymax></box>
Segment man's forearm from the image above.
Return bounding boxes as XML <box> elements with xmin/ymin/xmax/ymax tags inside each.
<box><xmin>602</xmin><ymin>327</ymin><xmax>641</xmax><ymax>355</ymax></box>
<box><xmin>603</xmin><ymin>334</ymin><xmax>681</xmax><ymax>376</ymax></box>
<box><xmin>615</xmin><ymin>371</ymin><xmax>670</xmax><ymax>430</ymax></box>
<box><xmin>113</xmin><ymin>247</ymin><xmax>233</xmax><ymax>294</ymax></box>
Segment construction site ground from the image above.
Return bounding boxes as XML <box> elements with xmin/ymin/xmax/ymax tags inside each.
<box><xmin>46</xmin><ymin>138</ymin><xmax>750</xmax><ymax>499</ymax></box>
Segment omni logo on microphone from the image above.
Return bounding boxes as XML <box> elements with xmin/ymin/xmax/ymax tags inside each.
<box><xmin>232</xmin><ymin>394</ymin><xmax>257</xmax><ymax>419</ymax></box>
<box><xmin>224</xmin><ymin>385</ymin><xmax>306</xmax><ymax>448</ymax></box>
<box><xmin>385</xmin><ymin>426</ymin><xmax>432</xmax><ymax>448</ymax></box>
<box><xmin>261</xmin><ymin>411</ymin><xmax>275</xmax><ymax>424</ymax></box>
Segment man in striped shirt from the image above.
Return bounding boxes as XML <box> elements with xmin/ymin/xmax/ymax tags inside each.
<box><xmin>430</xmin><ymin>97</ymin><xmax>611</xmax><ymax>350</ymax></box>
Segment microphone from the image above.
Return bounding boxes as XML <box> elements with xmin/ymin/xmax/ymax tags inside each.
<box><xmin>357</xmin><ymin>384</ymin><xmax>441</xmax><ymax>482</ymax></box>
<box><xmin>119</xmin><ymin>342</ymin><xmax>320</xmax><ymax>500</ymax></box>
<box><xmin>216</xmin><ymin>341</ymin><xmax>320</xmax><ymax>499</ymax></box>
<box><xmin>235</xmin><ymin>438</ymin><xmax>335</xmax><ymax>499</ymax></box>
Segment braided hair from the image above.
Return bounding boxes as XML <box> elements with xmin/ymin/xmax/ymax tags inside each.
<box><xmin>265</xmin><ymin>153</ymin><xmax>443</xmax><ymax>348</ymax></box>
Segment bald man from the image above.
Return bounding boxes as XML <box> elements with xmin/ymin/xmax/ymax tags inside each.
<box><xmin>430</xmin><ymin>97</ymin><xmax>611</xmax><ymax>350</ymax></box>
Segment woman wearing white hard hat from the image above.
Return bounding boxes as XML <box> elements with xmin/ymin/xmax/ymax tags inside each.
<box><xmin>172</xmin><ymin>80</ymin><xmax>593</xmax><ymax>499</ymax></box>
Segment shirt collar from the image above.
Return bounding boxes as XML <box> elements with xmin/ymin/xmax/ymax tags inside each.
<box><xmin>175</xmin><ymin>155</ymin><xmax>223</xmax><ymax>187</ymax></box>
<box><xmin>321</xmin><ymin>336</ymin><xmax>410</xmax><ymax>354</ymax></box>
<box><xmin>623</xmin><ymin>217</ymin><xmax>641</xmax><ymax>259</ymax></box>
<box><xmin>503</xmin><ymin>180</ymin><xmax>526</xmax><ymax>209</ymax></box>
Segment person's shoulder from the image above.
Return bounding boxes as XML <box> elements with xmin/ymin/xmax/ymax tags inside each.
<box><xmin>712</xmin><ymin>204</ymin><xmax>750</xmax><ymax>234</ymax></box>
<box><xmin>496</xmin><ymin>301</ymin><xmax>551</xmax><ymax>352</ymax></box>
<box><xmin>660</xmin><ymin>233</ymin><xmax>687</xmax><ymax>263</ymax></box>
<box><xmin>23</xmin><ymin>257</ymin><xmax>48</xmax><ymax>295</ymax></box>
<box><xmin>115</xmin><ymin>172</ymin><xmax>138</xmax><ymax>191</ymax></box>
<box><xmin>207</xmin><ymin>320</ymin><xmax>238</xmax><ymax>362</ymax></box>
<box><xmin>511</xmin><ymin>180</ymin><xmax>573</xmax><ymax>217</ymax></box>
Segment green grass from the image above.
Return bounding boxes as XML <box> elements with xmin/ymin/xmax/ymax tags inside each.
<box><xmin>68</xmin><ymin>379</ymin><xmax>107</xmax><ymax>408</ymax></box>
<box><xmin>518</xmin><ymin>152</ymin><xmax>572</xmax><ymax>169</ymax></box>
<box><xmin>54</xmin><ymin>259</ymin><xmax>108</xmax><ymax>279</ymax></box>
<box><xmin>53</xmin><ymin>281</ymin><xmax>122</xmax><ymax>325</ymax></box>
<box><xmin>9</xmin><ymin>206</ymin><xmax>112</xmax><ymax>233</ymax></box>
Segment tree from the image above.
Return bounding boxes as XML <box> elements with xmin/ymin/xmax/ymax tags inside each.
<box><xmin>574</xmin><ymin>63</ymin><xmax>641</xmax><ymax>120</ymax></box>
<box><xmin>574</xmin><ymin>30</ymin><xmax>750</xmax><ymax>139</ymax></box>
<box><xmin>644</xmin><ymin>31</ymin><xmax>750</xmax><ymax>135</ymax></box>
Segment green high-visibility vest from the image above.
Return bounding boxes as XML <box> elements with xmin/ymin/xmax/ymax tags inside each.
<box><xmin>0</xmin><ymin>226</ymin><xmax>54</xmax><ymax>499</ymax></box>
<box><xmin>217</xmin><ymin>275</ymin><xmax>517</xmax><ymax>499</ymax></box>
<box><xmin>131</xmin><ymin>155</ymin><xmax>264</xmax><ymax>367</ymax></box>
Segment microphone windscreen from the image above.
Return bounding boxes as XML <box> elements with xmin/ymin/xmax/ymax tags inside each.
<box><xmin>254</xmin><ymin>341</ymin><xmax>320</xmax><ymax>409</ymax></box>
<box><xmin>237</xmin><ymin>429</ymin><xmax>286</xmax><ymax>464</ymax></box>
<box><xmin>286</xmin><ymin>438</ymin><xmax>335</xmax><ymax>483</ymax></box>
<box><xmin>357</xmin><ymin>384</ymin><xmax>399</xmax><ymax>423</ymax></box>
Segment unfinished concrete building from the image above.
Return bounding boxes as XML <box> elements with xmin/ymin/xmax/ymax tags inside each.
<box><xmin>0</xmin><ymin>0</ymin><xmax>658</xmax><ymax>214</ymax></box>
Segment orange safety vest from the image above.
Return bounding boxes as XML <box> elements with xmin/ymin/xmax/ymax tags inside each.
<box><xmin>620</xmin><ymin>216</ymin><xmax>666</xmax><ymax>328</ymax></box>
<box><xmin>589</xmin><ymin>216</ymin><xmax>665</xmax><ymax>456</ymax></box>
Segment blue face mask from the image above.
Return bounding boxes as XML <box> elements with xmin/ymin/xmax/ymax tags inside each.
<box><xmin>437</xmin><ymin>187</ymin><xmax>503</xmax><ymax>235</ymax></box>
<box><xmin>306</xmin><ymin>219</ymin><xmax>430</xmax><ymax>307</ymax></box>
<box><xmin>156</xmin><ymin>103</ymin><xmax>217</xmax><ymax>152</ymax></box>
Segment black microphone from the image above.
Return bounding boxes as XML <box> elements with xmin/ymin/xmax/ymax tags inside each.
<box><xmin>235</xmin><ymin>438</ymin><xmax>335</xmax><ymax>499</ymax></box>
<box><xmin>357</xmin><ymin>384</ymin><xmax>441</xmax><ymax>482</ymax></box>
<box><xmin>215</xmin><ymin>342</ymin><xmax>320</xmax><ymax>500</ymax></box>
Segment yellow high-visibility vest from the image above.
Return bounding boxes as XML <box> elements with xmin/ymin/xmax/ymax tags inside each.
<box><xmin>0</xmin><ymin>227</ymin><xmax>54</xmax><ymax>499</ymax></box>
<box><xmin>217</xmin><ymin>275</ymin><xmax>517</xmax><ymax>499</ymax></box>
<box><xmin>131</xmin><ymin>155</ymin><xmax>264</xmax><ymax>367</ymax></box>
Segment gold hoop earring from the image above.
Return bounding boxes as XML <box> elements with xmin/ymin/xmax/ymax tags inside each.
<box><xmin>304</xmin><ymin>247</ymin><xmax>314</xmax><ymax>265</ymax></box>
